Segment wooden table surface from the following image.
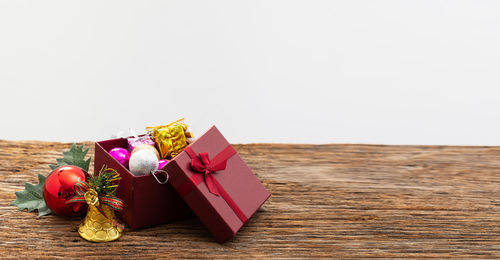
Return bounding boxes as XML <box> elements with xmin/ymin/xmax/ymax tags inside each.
<box><xmin>0</xmin><ymin>140</ymin><xmax>499</xmax><ymax>258</ymax></box>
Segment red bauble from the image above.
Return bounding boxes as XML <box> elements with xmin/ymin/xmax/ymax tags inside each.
<box><xmin>43</xmin><ymin>165</ymin><xmax>89</xmax><ymax>217</ymax></box>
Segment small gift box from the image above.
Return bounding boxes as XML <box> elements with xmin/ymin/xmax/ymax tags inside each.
<box><xmin>94</xmin><ymin>137</ymin><xmax>194</xmax><ymax>229</ymax></box>
<box><xmin>165</xmin><ymin>126</ymin><xmax>271</xmax><ymax>243</ymax></box>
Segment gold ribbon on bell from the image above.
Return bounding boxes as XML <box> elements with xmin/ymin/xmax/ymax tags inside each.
<box><xmin>67</xmin><ymin>167</ymin><xmax>125</xmax><ymax>242</ymax></box>
<box><xmin>146</xmin><ymin>118</ymin><xmax>194</xmax><ymax>159</ymax></box>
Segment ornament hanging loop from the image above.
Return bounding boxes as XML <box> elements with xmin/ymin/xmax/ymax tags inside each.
<box><xmin>151</xmin><ymin>170</ymin><xmax>169</xmax><ymax>184</ymax></box>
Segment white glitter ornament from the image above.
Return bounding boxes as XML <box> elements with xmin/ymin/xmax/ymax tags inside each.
<box><xmin>129</xmin><ymin>149</ymin><xmax>158</xmax><ymax>176</ymax></box>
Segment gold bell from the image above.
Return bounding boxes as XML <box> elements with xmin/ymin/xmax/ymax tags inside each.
<box><xmin>67</xmin><ymin>168</ymin><xmax>125</xmax><ymax>242</ymax></box>
<box><xmin>78</xmin><ymin>204</ymin><xmax>124</xmax><ymax>242</ymax></box>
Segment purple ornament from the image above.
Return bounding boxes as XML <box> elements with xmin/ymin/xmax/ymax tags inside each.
<box><xmin>158</xmin><ymin>159</ymin><xmax>169</xmax><ymax>170</ymax></box>
<box><xmin>109</xmin><ymin>147</ymin><xmax>130</xmax><ymax>168</ymax></box>
<box><xmin>128</xmin><ymin>136</ymin><xmax>155</xmax><ymax>153</ymax></box>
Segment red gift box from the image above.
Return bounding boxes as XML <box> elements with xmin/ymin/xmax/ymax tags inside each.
<box><xmin>165</xmin><ymin>126</ymin><xmax>271</xmax><ymax>243</ymax></box>
<box><xmin>95</xmin><ymin>126</ymin><xmax>270</xmax><ymax>242</ymax></box>
<box><xmin>95</xmin><ymin>137</ymin><xmax>194</xmax><ymax>229</ymax></box>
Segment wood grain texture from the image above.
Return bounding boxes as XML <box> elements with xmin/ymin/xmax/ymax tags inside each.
<box><xmin>0</xmin><ymin>140</ymin><xmax>499</xmax><ymax>258</ymax></box>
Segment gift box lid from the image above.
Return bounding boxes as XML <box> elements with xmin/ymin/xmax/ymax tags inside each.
<box><xmin>164</xmin><ymin>126</ymin><xmax>271</xmax><ymax>243</ymax></box>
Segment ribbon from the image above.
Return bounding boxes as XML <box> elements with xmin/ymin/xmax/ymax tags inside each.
<box><xmin>177</xmin><ymin>146</ymin><xmax>248</xmax><ymax>223</ymax></box>
<box><xmin>67</xmin><ymin>181</ymin><xmax>125</xmax><ymax>230</ymax></box>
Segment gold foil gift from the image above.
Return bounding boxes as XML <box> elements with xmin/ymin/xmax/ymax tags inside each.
<box><xmin>146</xmin><ymin>119</ymin><xmax>194</xmax><ymax>159</ymax></box>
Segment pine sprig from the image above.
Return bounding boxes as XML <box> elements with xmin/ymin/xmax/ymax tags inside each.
<box><xmin>49</xmin><ymin>143</ymin><xmax>91</xmax><ymax>172</ymax></box>
<box><xmin>88</xmin><ymin>167</ymin><xmax>121</xmax><ymax>196</ymax></box>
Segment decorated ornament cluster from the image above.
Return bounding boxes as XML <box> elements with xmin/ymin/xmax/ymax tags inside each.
<box><xmin>11</xmin><ymin>143</ymin><xmax>126</xmax><ymax>242</ymax></box>
<box><xmin>108</xmin><ymin>119</ymin><xmax>194</xmax><ymax>176</ymax></box>
<box><xmin>10</xmin><ymin>118</ymin><xmax>196</xmax><ymax>242</ymax></box>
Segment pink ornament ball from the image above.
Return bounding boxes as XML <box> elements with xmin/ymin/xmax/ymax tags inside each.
<box><xmin>158</xmin><ymin>159</ymin><xmax>169</xmax><ymax>170</ymax></box>
<box><xmin>109</xmin><ymin>147</ymin><xmax>130</xmax><ymax>168</ymax></box>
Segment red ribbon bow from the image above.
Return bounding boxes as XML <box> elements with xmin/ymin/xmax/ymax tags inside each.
<box><xmin>66</xmin><ymin>180</ymin><xmax>125</xmax><ymax>230</ymax></box>
<box><xmin>182</xmin><ymin>145</ymin><xmax>248</xmax><ymax>223</ymax></box>
<box><xmin>188</xmin><ymin>150</ymin><xmax>231</xmax><ymax>196</ymax></box>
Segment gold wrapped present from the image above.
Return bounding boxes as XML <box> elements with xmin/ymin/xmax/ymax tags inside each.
<box><xmin>147</xmin><ymin>119</ymin><xmax>194</xmax><ymax>159</ymax></box>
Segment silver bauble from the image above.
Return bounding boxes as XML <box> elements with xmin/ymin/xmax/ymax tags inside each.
<box><xmin>129</xmin><ymin>149</ymin><xmax>158</xmax><ymax>176</ymax></box>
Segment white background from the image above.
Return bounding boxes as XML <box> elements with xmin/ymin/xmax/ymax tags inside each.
<box><xmin>1</xmin><ymin>1</ymin><xmax>499</xmax><ymax>145</ymax></box>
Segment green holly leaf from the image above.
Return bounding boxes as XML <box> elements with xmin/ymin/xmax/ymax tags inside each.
<box><xmin>49</xmin><ymin>143</ymin><xmax>91</xmax><ymax>172</ymax></box>
<box><xmin>10</xmin><ymin>174</ymin><xmax>52</xmax><ymax>217</ymax></box>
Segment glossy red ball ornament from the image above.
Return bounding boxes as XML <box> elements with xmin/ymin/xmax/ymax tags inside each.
<box><xmin>43</xmin><ymin>165</ymin><xmax>89</xmax><ymax>217</ymax></box>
